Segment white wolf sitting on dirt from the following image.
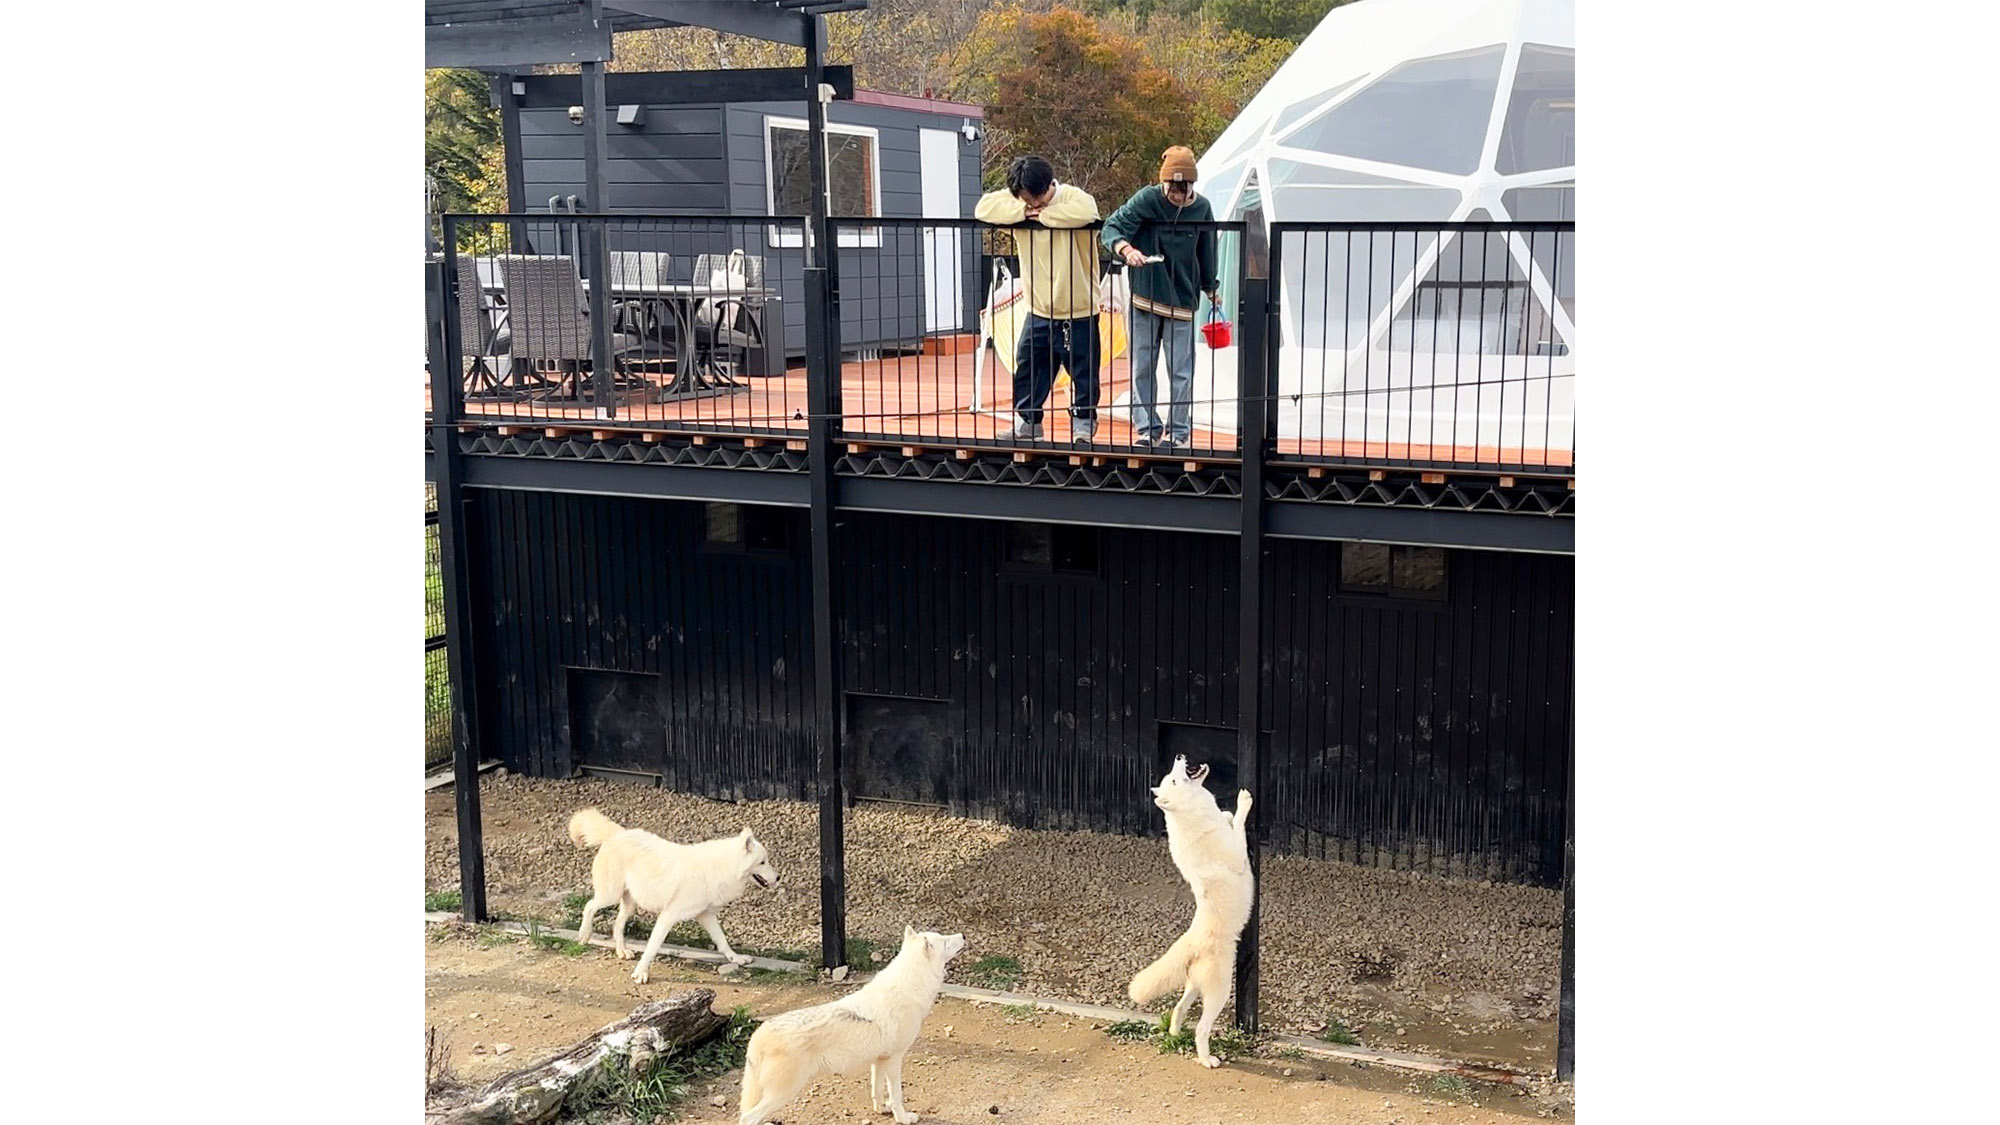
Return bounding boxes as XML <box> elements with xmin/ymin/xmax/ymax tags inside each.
<box><xmin>566</xmin><ymin>808</ymin><xmax>779</xmax><ymax>985</ymax></box>
<box><xmin>737</xmin><ymin>925</ymin><xmax>966</xmax><ymax>1125</ymax></box>
<box><xmin>1128</xmin><ymin>754</ymin><xmax>1255</xmax><ymax>1068</ymax></box>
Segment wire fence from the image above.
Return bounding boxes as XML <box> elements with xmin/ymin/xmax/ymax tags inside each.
<box><xmin>425</xmin><ymin>483</ymin><xmax>450</xmax><ymax>772</ymax></box>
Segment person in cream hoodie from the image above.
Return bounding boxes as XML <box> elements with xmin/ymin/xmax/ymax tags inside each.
<box><xmin>975</xmin><ymin>154</ymin><xmax>1103</xmax><ymax>443</ymax></box>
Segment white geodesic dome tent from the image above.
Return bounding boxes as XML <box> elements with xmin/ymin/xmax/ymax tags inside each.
<box><xmin>1150</xmin><ymin>0</ymin><xmax>1574</xmax><ymax>461</ymax></box>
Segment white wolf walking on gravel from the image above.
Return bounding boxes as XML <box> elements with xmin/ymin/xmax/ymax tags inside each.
<box><xmin>1128</xmin><ymin>754</ymin><xmax>1256</xmax><ymax>1068</ymax></box>
<box><xmin>566</xmin><ymin>808</ymin><xmax>780</xmax><ymax>985</ymax></box>
<box><xmin>737</xmin><ymin>925</ymin><xmax>966</xmax><ymax>1125</ymax></box>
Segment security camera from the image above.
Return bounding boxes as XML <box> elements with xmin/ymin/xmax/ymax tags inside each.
<box><xmin>960</xmin><ymin>119</ymin><xmax>982</xmax><ymax>143</ymax></box>
<box><xmin>567</xmin><ymin>105</ymin><xmax>585</xmax><ymax>125</ymax></box>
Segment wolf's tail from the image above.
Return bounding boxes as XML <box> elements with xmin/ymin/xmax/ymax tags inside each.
<box><xmin>1128</xmin><ymin>926</ymin><xmax>1203</xmax><ymax>1005</ymax></box>
<box><xmin>567</xmin><ymin>808</ymin><xmax>623</xmax><ymax>850</ymax></box>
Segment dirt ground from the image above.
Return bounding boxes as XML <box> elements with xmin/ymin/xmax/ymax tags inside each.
<box><xmin>426</xmin><ymin>774</ymin><xmax>1563</xmax><ymax>1075</ymax></box>
<box><xmin>425</xmin><ymin>930</ymin><xmax>1573</xmax><ymax>1123</ymax></box>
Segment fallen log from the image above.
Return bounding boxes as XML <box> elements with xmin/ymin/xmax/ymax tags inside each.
<box><xmin>428</xmin><ymin>988</ymin><xmax>728</xmax><ymax>1125</ymax></box>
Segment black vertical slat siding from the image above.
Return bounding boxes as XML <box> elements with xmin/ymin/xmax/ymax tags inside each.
<box><xmin>468</xmin><ymin>492</ymin><xmax>1573</xmax><ymax>887</ymax></box>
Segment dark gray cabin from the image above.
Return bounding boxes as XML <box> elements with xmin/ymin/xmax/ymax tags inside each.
<box><xmin>507</xmin><ymin>73</ymin><xmax>987</xmax><ymax>364</ymax></box>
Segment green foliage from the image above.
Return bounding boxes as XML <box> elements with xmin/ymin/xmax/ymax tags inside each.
<box><xmin>1104</xmin><ymin>1012</ymin><xmax>1255</xmax><ymax>1058</ymax></box>
<box><xmin>1316</xmin><ymin>1015</ymin><xmax>1361</xmax><ymax>1046</ymax></box>
<box><xmin>1431</xmin><ymin>1074</ymin><xmax>1475</xmax><ymax>1099</ymax></box>
<box><xmin>1103</xmin><ymin>1018</ymin><xmax>1156</xmax><ymax>1041</ymax></box>
<box><xmin>965</xmin><ymin>953</ymin><xmax>1024</xmax><ymax>990</ymax></box>
<box><xmin>425</xmin><ymin>889</ymin><xmax>462</xmax><ymax>913</ymax></box>
<box><xmin>1210</xmin><ymin>0</ymin><xmax>1348</xmax><ymax>43</ymax></box>
<box><xmin>569</xmin><ymin>1006</ymin><xmax>761</xmax><ymax>1123</ymax></box>
<box><xmin>945</xmin><ymin>4</ymin><xmax>1182</xmax><ymax>198</ymax></box>
<box><xmin>425</xmin><ymin>68</ymin><xmax>507</xmax><ymax>250</ymax></box>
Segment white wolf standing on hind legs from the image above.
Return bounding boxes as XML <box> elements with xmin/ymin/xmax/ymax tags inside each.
<box><xmin>566</xmin><ymin>808</ymin><xmax>780</xmax><ymax>985</ymax></box>
<box><xmin>1128</xmin><ymin>754</ymin><xmax>1255</xmax><ymax>1069</ymax></box>
<box><xmin>737</xmin><ymin>925</ymin><xmax>966</xmax><ymax>1125</ymax></box>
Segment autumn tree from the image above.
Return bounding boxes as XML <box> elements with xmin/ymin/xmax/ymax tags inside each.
<box><xmin>944</xmin><ymin>4</ymin><xmax>1181</xmax><ymax>199</ymax></box>
<box><xmin>425</xmin><ymin>68</ymin><xmax>507</xmax><ymax>216</ymax></box>
<box><xmin>1095</xmin><ymin>5</ymin><xmax>1294</xmax><ymax>159</ymax></box>
<box><xmin>1210</xmin><ymin>0</ymin><xmax>1348</xmax><ymax>44</ymax></box>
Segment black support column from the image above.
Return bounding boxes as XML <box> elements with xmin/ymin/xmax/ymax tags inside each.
<box><xmin>579</xmin><ymin>27</ymin><xmax>616</xmax><ymax>417</ymax></box>
<box><xmin>1557</xmin><ymin>719</ymin><xmax>1575</xmax><ymax>1081</ymax></box>
<box><xmin>803</xmin><ymin>13</ymin><xmax>848</xmax><ymax>974</ymax></box>
<box><xmin>488</xmin><ymin>73</ymin><xmax>529</xmax><ymax>253</ymax></box>
<box><xmin>428</xmin><ymin>246</ymin><xmax>487</xmax><ymax>923</ymax></box>
<box><xmin>1232</xmin><ymin>273</ymin><xmax>1273</xmax><ymax>1032</ymax></box>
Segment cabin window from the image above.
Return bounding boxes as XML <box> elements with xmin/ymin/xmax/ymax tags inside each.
<box><xmin>1338</xmin><ymin>542</ymin><xmax>1447</xmax><ymax>600</ymax></box>
<box><xmin>1003</xmin><ymin>522</ymin><xmax>1100</xmax><ymax>577</ymax></box>
<box><xmin>764</xmin><ymin>116</ymin><xmax>882</xmax><ymax>248</ymax></box>
<box><xmin>703</xmin><ymin>502</ymin><xmax>794</xmax><ymax>555</ymax></box>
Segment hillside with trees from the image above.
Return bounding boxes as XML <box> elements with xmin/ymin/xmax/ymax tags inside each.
<box><xmin>426</xmin><ymin>1</ymin><xmax>1345</xmax><ymax>212</ymax></box>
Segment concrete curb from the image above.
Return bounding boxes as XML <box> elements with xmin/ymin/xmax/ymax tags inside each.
<box><xmin>424</xmin><ymin>912</ymin><xmax>1542</xmax><ymax>1083</ymax></box>
<box><xmin>422</xmin><ymin>761</ymin><xmax>502</xmax><ymax>792</ymax></box>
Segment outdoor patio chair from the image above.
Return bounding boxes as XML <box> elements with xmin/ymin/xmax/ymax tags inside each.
<box><xmin>605</xmin><ymin>250</ymin><xmax>679</xmax><ymax>364</ymax></box>
<box><xmin>688</xmin><ymin>251</ymin><xmax>771</xmax><ymax>378</ymax></box>
<box><xmin>496</xmin><ymin>254</ymin><xmax>644</xmax><ymax>400</ymax></box>
<box><xmin>454</xmin><ymin>255</ymin><xmax>516</xmax><ymax>399</ymax></box>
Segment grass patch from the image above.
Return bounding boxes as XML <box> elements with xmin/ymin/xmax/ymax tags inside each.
<box><xmin>965</xmin><ymin>954</ymin><xmax>1023</xmax><ymax>990</ymax></box>
<box><xmin>1000</xmin><ymin>1003</ymin><xmax>1038</xmax><ymax>1020</ymax></box>
<box><xmin>1103</xmin><ymin>1019</ymin><xmax>1156</xmax><ymax>1042</ymax></box>
<box><xmin>1103</xmin><ymin>1013</ymin><xmax>1256</xmax><ymax>1060</ymax></box>
<box><xmin>1316</xmin><ymin>1015</ymin><xmax>1361</xmax><ymax>1046</ymax></box>
<box><xmin>425</xmin><ymin>889</ymin><xmax>463</xmax><ymax>913</ymax></box>
<box><xmin>475</xmin><ymin>924</ymin><xmax>521</xmax><ymax>948</ymax></box>
<box><xmin>526</xmin><ymin>918</ymin><xmax>591</xmax><ymax>956</ymax></box>
<box><xmin>1277</xmin><ymin>1045</ymin><xmax>1307</xmax><ymax>1060</ymax></box>
<box><xmin>1431</xmin><ymin>1074</ymin><xmax>1474</xmax><ymax>1099</ymax></box>
<box><xmin>844</xmin><ymin>935</ymin><xmax>881</xmax><ymax>967</ymax></box>
<box><xmin>568</xmin><ymin>1005</ymin><xmax>760</xmax><ymax>1124</ymax></box>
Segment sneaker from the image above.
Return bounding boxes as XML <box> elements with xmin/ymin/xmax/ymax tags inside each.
<box><xmin>1134</xmin><ymin>432</ymin><xmax>1162</xmax><ymax>448</ymax></box>
<box><xmin>1072</xmin><ymin>421</ymin><xmax>1096</xmax><ymax>444</ymax></box>
<box><xmin>997</xmin><ymin>419</ymin><xmax>1045</xmax><ymax>441</ymax></box>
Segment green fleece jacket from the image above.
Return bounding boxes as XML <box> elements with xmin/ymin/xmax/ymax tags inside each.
<box><xmin>1100</xmin><ymin>184</ymin><xmax>1219</xmax><ymax>321</ymax></box>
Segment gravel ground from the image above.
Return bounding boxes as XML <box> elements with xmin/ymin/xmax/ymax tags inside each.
<box><xmin>426</xmin><ymin>773</ymin><xmax>1563</xmax><ymax>1068</ymax></box>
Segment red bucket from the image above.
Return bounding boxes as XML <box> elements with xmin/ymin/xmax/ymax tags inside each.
<box><xmin>1200</xmin><ymin>317</ymin><xmax>1233</xmax><ymax>349</ymax></box>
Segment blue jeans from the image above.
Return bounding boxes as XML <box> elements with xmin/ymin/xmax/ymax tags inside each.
<box><xmin>1128</xmin><ymin>309</ymin><xmax>1195</xmax><ymax>443</ymax></box>
<box><xmin>1013</xmin><ymin>314</ymin><xmax>1100</xmax><ymax>425</ymax></box>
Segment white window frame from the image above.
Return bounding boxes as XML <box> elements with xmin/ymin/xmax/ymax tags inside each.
<box><xmin>763</xmin><ymin>115</ymin><xmax>883</xmax><ymax>248</ymax></box>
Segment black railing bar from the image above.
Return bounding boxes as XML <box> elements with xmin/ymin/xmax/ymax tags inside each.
<box><xmin>1273</xmin><ymin>220</ymin><xmax>1574</xmax><ymax>232</ymax></box>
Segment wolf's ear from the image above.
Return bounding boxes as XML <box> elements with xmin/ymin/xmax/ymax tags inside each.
<box><xmin>740</xmin><ymin>827</ymin><xmax>754</xmax><ymax>850</ymax></box>
<box><xmin>904</xmin><ymin>924</ymin><xmax>918</xmax><ymax>943</ymax></box>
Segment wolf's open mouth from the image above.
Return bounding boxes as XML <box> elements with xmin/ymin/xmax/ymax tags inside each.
<box><xmin>752</xmin><ymin>872</ymin><xmax>773</xmax><ymax>889</ymax></box>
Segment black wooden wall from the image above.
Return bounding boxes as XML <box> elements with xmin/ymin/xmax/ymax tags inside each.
<box><xmin>468</xmin><ymin>490</ymin><xmax>1573</xmax><ymax>885</ymax></box>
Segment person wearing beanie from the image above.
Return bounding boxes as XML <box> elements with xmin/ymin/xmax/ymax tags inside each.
<box><xmin>1101</xmin><ymin>145</ymin><xmax>1220</xmax><ymax>449</ymax></box>
<box><xmin>974</xmin><ymin>154</ymin><xmax>1104</xmax><ymax>443</ymax></box>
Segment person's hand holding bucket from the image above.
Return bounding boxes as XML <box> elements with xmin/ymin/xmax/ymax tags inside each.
<box><xmin>1200</xmin><ymin>299</ymin><xmax>1232</xmax><ymax>349</ymax></box>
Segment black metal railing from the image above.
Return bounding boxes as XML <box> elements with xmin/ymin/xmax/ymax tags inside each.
<box><xmin>829</xmin><ymin>217</ymin><xmax>1247</xmax><ymax>458</ymax></box>
<box><xmin>425</xmin><ymin>483</ymin><xmax>450</xmax><ymax>772</ymax></box>
<box><xmin>435</xmin><ymin>213</ymin><xmax>810</xmax><ymax>437</ymax></box>
<box><xmin>428</xmin><ymin>213</ymin><xmax>1575</xmax><ymax>476</ymax></box>
<box><xmin>1269</xmin><ymin>221</ymin><xmax>1574</xmax><ymax>473</ymax></box>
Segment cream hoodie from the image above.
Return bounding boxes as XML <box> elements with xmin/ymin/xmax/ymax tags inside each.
<box><xmin>974</xmin><ymin>182</ymin><xmax>1101</xmax><ymax>321</ymax></box>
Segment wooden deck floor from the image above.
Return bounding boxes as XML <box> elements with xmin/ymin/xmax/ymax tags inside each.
<box><xmin>428</xmin><ymin>350</ymin><xmax>1573</xmax><ymax>471</ymax></box>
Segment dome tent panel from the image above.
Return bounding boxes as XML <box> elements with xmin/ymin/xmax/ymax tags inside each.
<box><xmin>1281</xmin><ymin>45</ymin><xmax>1509</xmax><ymax>175</ymax></box>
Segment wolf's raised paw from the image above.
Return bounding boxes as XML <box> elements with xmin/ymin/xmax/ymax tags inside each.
<box><xmin>631</xmin><ymin>966</ymin><xmax>651</xmax><ymax>985</ymax></box>
<box><xmin>728</xmin><ymin>952</ymin><xmax>755</xmax><ymax>966</ymax></box>
<box><xmin>1237</xmin><ymin>789</ymin><xmax>1253</xmax><ymax>809</ymax></box>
